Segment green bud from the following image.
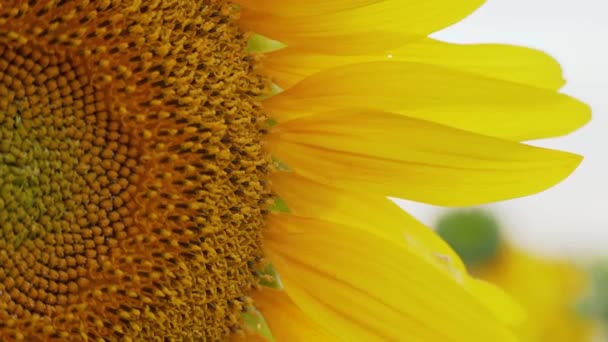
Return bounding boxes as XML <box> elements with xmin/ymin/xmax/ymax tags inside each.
<box><xmin>242</xmin><ymin>306</ymin><xmax>275</xmax><ymax>342</ymax></box>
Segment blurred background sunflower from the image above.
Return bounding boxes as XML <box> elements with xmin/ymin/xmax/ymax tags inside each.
<box><xmin>436</xmin><ymin>209</ymin><xmax>595</xmax><ymax>341</ymax></box>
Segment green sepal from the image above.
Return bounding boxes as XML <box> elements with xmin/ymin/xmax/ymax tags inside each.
<box><xmin>257</xmin><ymin>263</ymin><xmax>283</xmax><ymax>290</ymax></box>
<box><xmin>247</xmin><ymin>34</ymin><xmax>286</xmax><ymax>53</ymax></box>
<box><xmin>242</xmin><ymin>306</ymin><xmax>275</xmax><ymax>342</ymax></box>
<box><xmin>271</xmin><ymin>156</ymin><xmax>291</xmax><ymax>171</ymax></box>
<box><xmin>269</xmin><ymin>197</ymin><xmax>290</xmax><ymax>213</ymax></box>
<box><xmin>265</xmin><ymin>118</ymin><xmax>279</xmax><ymax>127</ymax></box>
<box><xmin>259</xmin><ymin>83</ymin><xmax>283</xmax><ymax>102</ymax></box>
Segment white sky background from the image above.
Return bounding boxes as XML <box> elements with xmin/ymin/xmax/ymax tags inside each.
<box><xmin>395</xmin><ymin>0</ymin><xmax>608</xmax><ymax>258</ymax></box>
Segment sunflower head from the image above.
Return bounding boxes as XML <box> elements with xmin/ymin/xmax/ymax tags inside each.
<box><xmin>0</xmin><ymin>1</ymin><xmax>271</xmax><ymax>340</ymax></box>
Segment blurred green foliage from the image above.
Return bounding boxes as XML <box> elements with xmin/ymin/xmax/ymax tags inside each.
<box><xmin>436</xmin><ymin>209</ymin><xmax>501</xmax><ymax>268</ymax></box>
<box><xmin>577</xmin><ymin>262</ymin><xmax>608</xmax><ymax>327</ymax></box>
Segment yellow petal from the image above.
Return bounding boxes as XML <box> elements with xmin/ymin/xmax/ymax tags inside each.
<box><xmin>264</xmin><ymin>38</ymin><xmax>565</xmax><ymax>90</ymax></box>
<box><xmin>238</xmin><ymin>0</ymin><xmax>382</xmax><ymax>16</ymax></box>
<box><xmin>265</xmin><ymin>214</ymin><xmax>518</xmax><ymax>341</ymax></box>
<box><xmin>265</xmin><ymin>61</ymin><xmax>589</xmax><ymax>140</ymax></box>
<box><xmin>268</xmin><ymin>111</ymin><xmax>582</xmax><ymax>206</ymax></box>
<box><xmin>270</xmin><ymin>172</ymin><xmax>466</xmax><ymax>272</ymax></box>
<box><xmin>251</xmin><ymin>289</ymin><xmax>336</xmax><ymax>341</ymax></box>
<box><xmin>272</xmin><ymin>173</ymin><xmax>527</xmax><ymax>325</ymax></box>
<box><xmin>239</xmin><ymin>1</ymin><xmax>484</xmax><ymax>54</ymax></box>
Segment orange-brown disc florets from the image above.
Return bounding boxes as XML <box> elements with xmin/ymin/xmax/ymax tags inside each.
<box><xmin>0</xmin><ymin>0</ymin><xmax>270</xmax><ymax>340</ymax></box>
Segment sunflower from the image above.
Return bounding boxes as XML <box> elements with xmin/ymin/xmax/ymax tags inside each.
<box><xmin>480</xmin><ymin>247</ymin><xmax>593</xmax><ymax>342</ymax></box>
<box><xmin>437</xmin><ymin>210</ymin><xmax>593</xmax><ymax>342</ymax></box>
<box><xmin>0</xmin><ymin>1</ymin><xmax>589</xmax><ymax>341</ymax></box>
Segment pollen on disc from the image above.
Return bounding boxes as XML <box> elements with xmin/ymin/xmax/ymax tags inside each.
<box><xmin>0</xmin><ymin>1</ymin><xmax>270</xmax><ymax>340</ymax></box>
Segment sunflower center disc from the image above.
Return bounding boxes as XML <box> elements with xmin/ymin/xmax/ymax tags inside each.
<box><xmin>0</xmin><ymin>1</ymin><xmax>269</xmax><ymax>340</ymax></box>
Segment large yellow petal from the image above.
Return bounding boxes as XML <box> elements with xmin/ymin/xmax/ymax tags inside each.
<box><xmin>271</xmin><ymin>173</ymin><xmax>525</xmax><ymax>326</ymax></box>
<box><xmin>268</xmin><ymin>111</ymin><xmax>582</xmax><ymax>206</ymax></box>
<box><xmin>264</xmin><ymin>38</ymin><xmax>565</xmax><ymax>90</ymax></box>
<box><xmin>239</xmin><ymin>1</ymin><xmax>484</xmax><ymax>54</ymax></box>
<box><xmin>264</xmin><ymin>61</ymin><xmax>589</xmax><ymax>140</ymax></box>
<box><xmin>265</xmin><ymin>214</ymin><xmax>518</xmax><ymax>341</ymax></box>
<box><xmin>250</xmin><ymin>289</ymin><xmax>336</xmax><ymax>341</ymax></box>
<box><xmin>270</xmin><ymin>172</ymin><xmax>466</xmax><ymax>272</ymax></box>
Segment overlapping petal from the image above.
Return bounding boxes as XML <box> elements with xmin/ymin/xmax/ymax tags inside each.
<box><xmin>270</xmin><ymin>172</ymin><xmax>466</xmax><ymax>272</ymax></box>
<box><xmin>268</xmin><ymin>111</ymin><xmax>582</xmax><ymax>206</ymax></box>
<box><xmin>250</xmin><ymin>289</ymin><xmax>335</xmax><ymax>341</ymax></box>
<box><xmin>239</xmin><ymin>0</ymin><xmax>484</xmax><ymax>54</ymax></box>
<box><xmin>263</xmin><ymin>38</ymin><xmax>565</xmax><ymax>90</ymax></box>
<box><xmin>265</xmin><ymin>214</ymin><xmax>519</xmax><ymax>341</ymax></box>
<box><xmin>264</xmin><ymin>61</ymin><xmax>589</xmax><ymax>140</ymax></box>
<box><xmin>241</xmin><ymin>1</ymin><xmax>590</xmax><ymax>341</ymax></box>
<box><xmin>238</xmin><ymin>0</ymin><xmax>383</xmax><ymax>16</ymax></box>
